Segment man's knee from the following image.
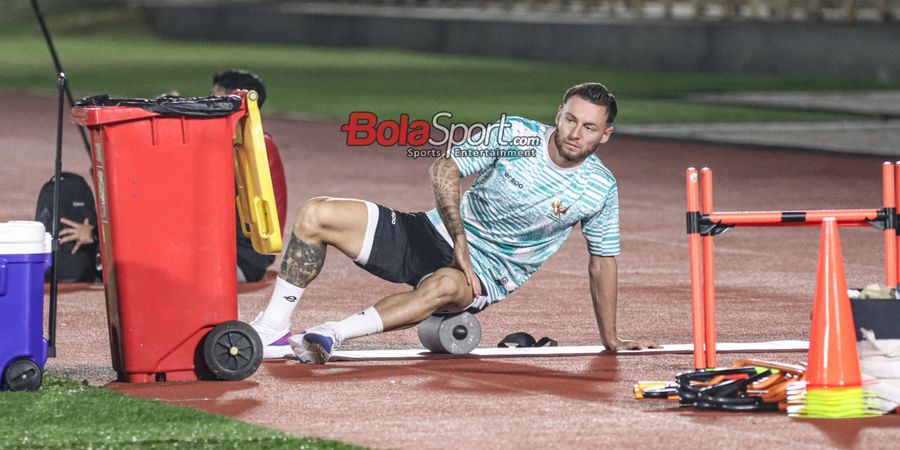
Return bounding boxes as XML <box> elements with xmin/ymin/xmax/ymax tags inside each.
<box><xmin>418</xmin><ymin>269</ymin><xmax>469</xmax><ymax>309</ymax></box>
<box><xmin>293</xmin><ymin>196</ymin><xmax>332</xmax><ymax>239</ymax></box>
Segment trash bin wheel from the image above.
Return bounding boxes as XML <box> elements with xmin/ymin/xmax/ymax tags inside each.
<box><xmin>202</xmin><ymin>321</ymin><xmax>263</xmax><ymax>381</ymax></box>
<box><xmin>4</xmin><ymin>358</ymin><xmax>43</xmax><ymax>391</ymax></box>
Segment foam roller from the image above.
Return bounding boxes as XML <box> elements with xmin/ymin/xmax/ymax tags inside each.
<box><xmin>417</xmin><ymin>312</ymin><xmax>481</xmax><ymax>354</ymax></box>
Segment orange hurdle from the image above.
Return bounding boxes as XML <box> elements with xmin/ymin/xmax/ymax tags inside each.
<box><xmin>685</xmin><ymin>162</ymin><xmax>899</xmax><ymax>369</ymax></box>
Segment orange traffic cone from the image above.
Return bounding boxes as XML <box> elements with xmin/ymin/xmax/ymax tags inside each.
<box><xmin>806</xmin><ymin>218</ymin><xmax>861</xmax><ymax>389</ymax></box>
<box><xmin>788</xmin><ymin>218</ymin><xmax>879</xmax><ymax>418</ymax></box>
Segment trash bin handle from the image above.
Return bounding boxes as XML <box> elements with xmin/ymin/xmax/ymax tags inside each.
<box><xmin>253</xmin><ymin>197</ymin><xmax>273</xmax><ymax>239</ymax></box>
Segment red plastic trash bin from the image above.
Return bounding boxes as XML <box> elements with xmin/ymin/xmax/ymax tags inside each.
<box><xmin>72</xmin><ymin>94</ymin><xmax>265</xmax><ymax>382</ymax></box>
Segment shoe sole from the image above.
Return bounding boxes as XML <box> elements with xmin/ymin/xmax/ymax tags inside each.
<box><xmin>302</xmin><ymin>334</ymin><xmax>333</xmax><ymax>364</ymax></box>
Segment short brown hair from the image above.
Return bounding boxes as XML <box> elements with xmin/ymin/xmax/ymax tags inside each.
<box><xmin>562</xmin><ymin>83</ymin><xmax>617</xmax><ymax>124</ymax></box>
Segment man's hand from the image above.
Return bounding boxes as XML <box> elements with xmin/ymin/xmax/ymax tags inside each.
<box><xmin>58</xmin><ymin>217</ymin><xmax>95</xmax><ymax>254</ymax></box>
<box><xmin>602</xmin><ymin>337</ymin><xmax>660</xmax><ymax>352</ymax></box>
<box><xmin>450</xmin><ymin>239</ymin><xmax>481</xmax><ymax>299</ymax></box>
<box><xmin>589</xmin><ymin>255</ymin><xmax>660</xmax><ymax>353</ymax></box>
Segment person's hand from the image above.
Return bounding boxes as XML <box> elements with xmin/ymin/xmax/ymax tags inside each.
<box><xmin>59</xmin><ymin>218</ymin><xmax>95</xmax><ymax>254</ymax></box>
<box><xmin>450</xmin><ymin>239</ymin><xmax>481</xmax><ymax>299</ymax></box>
<box><xmin>603</xmin><ymin>337</ymin><xmax>660</xmax><ymax>352</ymax></box>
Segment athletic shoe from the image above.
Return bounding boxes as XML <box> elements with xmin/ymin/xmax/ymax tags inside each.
<box><xmin>289</xmin><ymin>323</ymin><xmax>341</xmax><ymax>364</ymax></box>
<box><xmin>250</xmin><ymin>312</ymin><xmax>293</xmax><ymax>359</ymax></box>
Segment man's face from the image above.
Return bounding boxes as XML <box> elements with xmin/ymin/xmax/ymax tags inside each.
<box><xmin>553</xmin><ymin>96</ymin><xmax>614</xmax><ymax>163</ymax></box>
<box><xmin>212</xmin><ymin>84</ymin><xmax>228</xmax><ymax>97</ymax></box>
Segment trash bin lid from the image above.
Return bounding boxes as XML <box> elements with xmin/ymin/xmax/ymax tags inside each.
<box><xmin>73</xmin><ymin>95</ymin><xmax>244</xmax><ymax>126</ymax></box>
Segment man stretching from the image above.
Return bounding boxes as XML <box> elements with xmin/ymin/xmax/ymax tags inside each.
<box><xmin>251</xmin><ymin>82</ymin><xmax>658</xmax><ymax>363</ymax></box>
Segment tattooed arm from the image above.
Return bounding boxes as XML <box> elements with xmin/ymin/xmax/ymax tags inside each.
<box><xmin>429</xmin><ymin>156</ymin><xmax>481</xmax><ymax>298</ymax></box>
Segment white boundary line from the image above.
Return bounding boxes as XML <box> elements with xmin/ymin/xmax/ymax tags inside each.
<box><xmin>329</xmin><ymin>340</ymin><xmax>809</xmax><ymax>361</ymax></box>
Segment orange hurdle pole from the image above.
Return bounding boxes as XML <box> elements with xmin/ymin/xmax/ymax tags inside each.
<box><xmin>700</xmin><ymin>168</ymin><xmax>717</xmax><ymax>368</ymax></box>
<box><xmin>685</xmin><ymin>168</ymin><xmax>706</xmax><ymax>369</ymax></box>
<box><xmin>882</xmin><ymin>162</ymin><xmax>897</xmax><ymax>287</ymax></box>
<box><xmin>706</xmin><ymin>210</ymin><xmax>880</xmax><ymax>226</ymax></box>
<box><xmin>895</xmin><ymin>162</ymin><xmax>900</xmax><ymax>287</ymax></box>
<box><xmin>804</xmin><ymin>210</ymin><xmax>881</xmax><ymax>223</ymax></box>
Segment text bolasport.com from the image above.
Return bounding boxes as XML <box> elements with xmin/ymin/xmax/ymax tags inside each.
<box><xmin>339</xmin><ymin>111</ymin><xmax>541</xmax><ymax>159</ymax></box>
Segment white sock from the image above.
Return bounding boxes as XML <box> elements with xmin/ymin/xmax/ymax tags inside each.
<box><xmin>258</xmin><ymin>277</ymin><xmax>305</xmax><ymax>331</ymax></box>
<box><xmin>330</xmin><ymin>306</ymin><xmax>384</xmax><ymax>342</ymax></box>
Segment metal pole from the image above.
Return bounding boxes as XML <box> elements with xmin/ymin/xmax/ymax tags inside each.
<box><xmin>30</xmin><ymin>0</ymin><xmax>91</xmax><ymax>158</ymax></box>
<box><xmin>48</xmin><ymin>73</ymin><xmax>66</xmax><ymax>358</ymax></box>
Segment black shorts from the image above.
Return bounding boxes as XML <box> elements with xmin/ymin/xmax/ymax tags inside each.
<box><xmin>355</xmin><ymin>204</ymin><xmax>455</xmax><ymax>286</ymax></box>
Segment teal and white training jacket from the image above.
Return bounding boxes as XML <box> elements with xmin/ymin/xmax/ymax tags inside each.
<box><xmin>425</xmin><ymin>116</ymin><xmax>620</xmax><ymax>304</ymax></box>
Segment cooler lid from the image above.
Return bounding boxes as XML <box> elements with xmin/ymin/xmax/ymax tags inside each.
<box><xmin>0</xmin><ymin>221</ymin><xmax>46</xmax><ymax>244</ymax></box>
<box><xmin>0</xmin><ymin>221</ymin><xmax>49</xmax><ymax>255</ymax></box>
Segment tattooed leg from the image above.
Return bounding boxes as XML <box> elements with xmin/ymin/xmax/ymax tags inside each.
<box><xmin>278</xmin><ymin>197</ymin><xmax>367</xmax><ymax>287</ymax></box>
<box><xmin>252</xmin><ymin>234</ymin><xmax>321</xmax><ymax>345</ymax></box>
<box><xmin>279</xmin><ymin>233</ymin><xmax>325</xmax><ymax>288</ymax></box>
<box><xmin>252</xmin><ymin>198</ymin><xmax>369</xmax><ymax>345</ymax></box>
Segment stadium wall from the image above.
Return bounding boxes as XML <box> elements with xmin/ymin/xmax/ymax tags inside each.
<box><xmin>140</xmin><ymin>3</ymin><xmax>900</xmax><ymax>80</ymax></box>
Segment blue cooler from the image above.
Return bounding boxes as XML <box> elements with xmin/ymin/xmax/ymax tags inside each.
<box><xmin>0</xmin><ymin>221</ymin><xmax>51</xmax><ymax>391</ymax></box>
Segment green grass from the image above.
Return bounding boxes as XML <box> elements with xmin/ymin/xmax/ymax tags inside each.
<box><xmin>2</xmin><ymin>2</ymin><xmax>898</xmax><ymax>125</ymax></box>
<box><xmin>0</xmin><ymin>375</ymin><xmax>360</xmax><ymax>449</ymax></box>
